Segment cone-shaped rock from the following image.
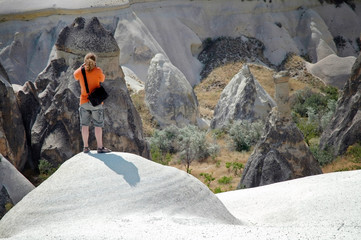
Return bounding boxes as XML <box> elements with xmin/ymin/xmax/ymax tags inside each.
<box><xmin>17</xmin><ymin>17</ymin><xmax>149</xmax><ymax>168</ymax></box>
<box><xmin>239</xmin><ymin>72</ymin><xmax>322</xmax><ymax>189</ymax></box>
<box><xmin>319</xmin><ymin>54</ymin><xmax>361</xmax><ymax>156</ymax></box>
<box><xmin>211</xmin><ymin>64</ymin><xmax>275</xmax><ymax>129</ymax></box>
<box><xmin>145</xmin><ymin>53</ymin><xmax>199</xmax><ymax>127</ymax></box>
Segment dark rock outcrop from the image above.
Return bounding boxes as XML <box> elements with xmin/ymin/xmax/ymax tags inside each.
<box><xmin>198</xmin><ymin>36</ymin><xmax>272</xmax><ymax>80</ymax></box>
<box><xmin>0</xmin><ymin>186</ymin><xmax>13</xmax><ymax>220</ymax></box>
<box><xmin>319</xmin><ymin>54</ymin><xmax>361</xmax><ymax>156</ymax></box>
<box><xmin>0</xmin><ymin>75</ymin><xmax>29</xmax><ymax>170</ymax></box>
<box><xmin>239</xmin><ymin>72</ymin><xmax>322</xmax><ymax>189</ymax></box>
<box><xmin>211</xmin><ymin>64</ymin><xmax>275</xmax><ymax>129</ymax></box>
<box><xmin>16</xmin><ymin>17</ymin><xmax>149</xmax><ymax>167</ymax></box>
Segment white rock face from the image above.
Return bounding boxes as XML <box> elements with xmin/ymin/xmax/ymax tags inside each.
<box><xmin>145</xmin><ymin>53</ymin><xmax>199</xmax><ymax>128</ymax></box>
<box><xmin>211</xmin><ymin>65</ymin><xmax>275</xmax><ymax>129</ymax></box>
<box><xmin>1</xmin><ymin>0</ymin><xmax>361</xmax><ymax>87</ymax></box>
<box><xmin>0</xmin><ymin>155</ymin><xmax>34</xmax><ymax>205</ymax></box>
<box><xmin>0</xmin><ymin>152</ymin><xmax>239</xmax><ymax>239</ymax></box>
<box><xmin>0</xmin><ymin>152</ymin><xmax>360</xmax><ymax>239</ymax></box>
<box><xmin>306</xmin><ymin>54</ymin><xmax>356</xmax><ymax>89</ymax></box>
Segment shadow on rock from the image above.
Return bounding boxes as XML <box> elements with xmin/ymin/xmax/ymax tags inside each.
<box><xmin>90</xmin><ymin>153</ymin><xmax>140</xmax><ymax>187</ymax></box>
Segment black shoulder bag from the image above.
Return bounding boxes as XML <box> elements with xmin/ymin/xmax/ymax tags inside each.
<box><xmin>81</xmin><ymin>66</ymin><xmax>109</xmax><ymax>106</ymax></box>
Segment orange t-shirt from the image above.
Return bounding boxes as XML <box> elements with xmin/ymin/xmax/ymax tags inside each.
<box><xmin>74</xmin><ymin>66</ymin><xmax>105</xmax><ymax>105</ymax></box>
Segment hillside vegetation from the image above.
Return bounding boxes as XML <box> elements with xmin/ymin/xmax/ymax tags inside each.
<box><xmin>131</xmin><ymin>54</ymin><xmax>361</xmax><ymax>193</ymax></box>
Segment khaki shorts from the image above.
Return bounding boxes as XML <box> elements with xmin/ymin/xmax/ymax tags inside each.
<box><xmin>79</xmin><ymin>102</ymin><xmax>104</xmax><ymax>127</ymax></box>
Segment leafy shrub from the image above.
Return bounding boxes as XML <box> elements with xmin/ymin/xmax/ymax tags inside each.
<box><xmin>218</xmin><ymin>176</ymin><xmax>233</xmax><ymax>184</ymax></box>
<box><xmin>346</xmin><ymin>143</ymin><xmax>361</xmax><ymax>163</ymax></box>
<box><xmin>148</xmin><ymin>125</ymin><xmax>179</xmax><ymax>155</ymax></box>
<box><xmin>150</xmin><ymin>145</ymin><xmax>172</xmax><ymax>165</ymax></box>
<box><xmin>292</xmin><ymin>87</ymin><xmax>338</xmax><ymax>143</ymax></box>
<box><xmin>149</xmin><ymin>125</ymin><xmax>220</xmax><ymax>172</ymax></box>
<box><xmin>310</xmin><ymin>145</ymin><xmax>335</xmax><ymax>166</ymax></box>
<box><xmin>38</xmin><ymin>159</ymin><xmax>56</xmax><ymax>175</ymax></box>
<box><xmin>213</xmin><ymin>187</ymin><xmax>222</xmax><ymax>194</ymax></box>
<box><xmin>38</xmin><ymin>159</ymin><xmax>58</xmax><ymax>181</ymax></box>
<box><xmin>226</xmin><ymin>162</ymin><xmax>244</xmax><ymax>176</ymax></box>
<box><xmin>177</xmin><ymin>125</ymin><xmax>219</xmax><ymax>173</ymax></box>
<box><xmin>227</xmin><ymin>120</ymin><xmax>263</xmax><ymax>152</ymax></box>
<box><xmin>200</xmin><ymin>172</ymin><xmax>215</xmax><ymax>187</ymax></box>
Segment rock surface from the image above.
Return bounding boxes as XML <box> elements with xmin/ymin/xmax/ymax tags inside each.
<box><xmin>306</xmin><ymin>54</ymin><xmax>356</xmax><ymax>89</ymax></box>
<box><xmin>0</xmin><ymin>76</ymin><xmax>28</xmax><ymax>170</ymax></box>
<box><xmin>319</xmin><ymin>53</ymin><xmax>361</xmax><ymax>156</ymax></box>
<box><xmin>1</xmin><ymin>1</ymin><xmax>361</xmax><ymax>87</ymax></box>
<box><xmin>0</xmin><ymin>152</ymin><xmax>360</xmax><ymax>239</ymax></box>
<box><xmin>0</xmin><ymin>155</ymin><xmax>35</xmax><ymax>219</ymax></box>
<box><xmin>16</xmin><ymin>17</ymin><xmax>149</xmax><ymax>168</ymax></box>
<box><xmin>145</xmin><ymin>53</ymin><xmax>199</xmax><ymax>128</ymax></box>
<box><xmin>0</xmin><ymin>152</ymin><xmax>239</xmax><ymax>239</ymax></box>
<box><xmin>211</xmin><ymin>64</ymin><xmax>275</xmax><ymax>129</ymax></box>
<box><xmin>239</xmin><ymin>72</ymin><xmax>322</xmax><ymax>189</ymax></box>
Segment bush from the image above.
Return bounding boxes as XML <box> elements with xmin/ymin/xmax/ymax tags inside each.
<box><xmin>200</xmin><ymin>172</ymin><xmax>215</xmax><ymax>187</ymax></box>
<box><xmin>177</xmin><ymin>125</ymin><xmax>219</xmax><ymax>173</ymax></box>
<box><xmin>310</xmin><ymin>145</ymin><xmax>334</xmax><ymax>166</ymax></box>
<box><xmin>148</xmin><ymin>125</ymin><xmax>179</xmax><ymax>155</ymax></box>
<box><xmin>346</xmin><ymin>143</ymin><xmax>361</xmax><ymax>163</ymax></box>
<box><xmin>213</xmin><ymin>187</ymin><xmax>223</xmax><ymax>193</ymax></box>
<box><xmin>218</xmin><ymin>176</ymin><xmax>233</xmax><ymax>184</ymax></box>
<box><xmin>38</xmin><ymin>159</ymin><xmax>58</xmax><ymax>181</ymax></box>
<box><xmin>227</xmin><ymin>120</ymin><xmax>263</xmax><ymax>152</ymax></box>
<box><xmin>226</xmin><ymin>162</ymin><xmax>244</xmax><ymax>176</ymax></box>
<box><xmin>150</xmin><ymin>145</ymin><xmax>172</xmax><ymax>165</ymax></box>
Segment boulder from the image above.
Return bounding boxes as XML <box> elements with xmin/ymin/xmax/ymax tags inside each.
<box><xmin>306</xmin><ymin>54</ymin><xmax>356</xmax><ymax>89</ymax></box>
<box><xmin>0</xmin><ymin>75</ymin><xmax>29</xmax><ymax>170</ymax></box>
<box><xmin>239</xmin><ymin>72</ymin><xmax>322</xmax><ymax>189</ymax></box>
<box><xmin>145</xmin><ymin>53</ymin><xmax>199</xmax><ymax>128</ymax></box>
<box><xmin>319</xmin><ymin>53</ymin><xmax>361</xmax><ymax>156</ymax></box>
<box><xmin>0</xmin><ymin>152</ymin><xmax>239</xmax><ymax>239</ymax></box>
<box><xmin>211</xmin><ymin>64</ymin><xmax>275</xmax><ymax>129</ymax></box>
<box><xmin>16</xmin><ymin>17</ymin><xmax>149</xmax><ymax>167</ymax></box>
<box><xmin>0</xmin><ymin>154</ymin><xmax>35</xmax><ymax>219</ymax></box>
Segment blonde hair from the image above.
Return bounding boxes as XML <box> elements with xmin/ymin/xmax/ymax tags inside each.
<box><xmin>84</xmin><ymin>53</ymin><xmax>97</xmax><ymax>71</ymax></box>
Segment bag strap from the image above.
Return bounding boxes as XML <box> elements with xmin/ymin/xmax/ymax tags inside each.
<box><xmin>81</xmin><ymin>66</ymin><xmax>90</xmax><ymax>94</ymax></box>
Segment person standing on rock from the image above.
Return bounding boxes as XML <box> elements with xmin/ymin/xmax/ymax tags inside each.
<box><xmin>74</xmin><ymin>52</ymin><xmax>111</xmax><ymax>153</ymax></box>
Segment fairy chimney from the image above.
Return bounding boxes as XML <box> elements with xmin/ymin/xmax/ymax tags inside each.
<box><xmin>55</xmin><ymin>17</ymin><xmax>123</xmax><ymax>79</ymax></box>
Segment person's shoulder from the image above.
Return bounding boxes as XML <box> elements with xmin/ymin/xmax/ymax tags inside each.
<box><xmin>74</xmin><ymin>66</ymin><xmax>82</xmax><ymax>78</ymax></box>
<box><xmin>94</xmin><ymin>66</ymin><xmax>103</xmax><ymax>72</ymax></box>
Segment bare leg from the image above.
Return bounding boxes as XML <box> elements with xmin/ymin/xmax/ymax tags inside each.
<box><xmin>95</xmin><ymin>126</ymin><xmax>103</xmax><ymax>149</ymax></box>
<box><xmin>82</xmin><ymin>126</ymin><xmax>90</xmax><ymax>147</ymax></box>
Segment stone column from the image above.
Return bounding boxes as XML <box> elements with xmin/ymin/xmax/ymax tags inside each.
<box><xmin>273</xmin><ymin>71</ymin><xmax>291</xmax><ymax>118</ymax></box>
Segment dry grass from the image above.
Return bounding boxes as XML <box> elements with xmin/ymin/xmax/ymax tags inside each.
<box><xmin>322</xmin><ymin>157</ymin><xmax>361</xmax><ymax>173</ymax></box>
<box><xmin>130</xmin><ymin>90</ymin><xmax>158</xmax><ymax>137</ymax></box>
<box><xmin>170</xmin><ymin>137</ymin><xmax>251</xmax><ymax>192</ymax></box>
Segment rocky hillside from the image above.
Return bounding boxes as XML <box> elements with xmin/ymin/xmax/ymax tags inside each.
<box><xmin>1</xmin><ymin>0</ymin><xmax>361</xmax><ymax>185</ymax></box>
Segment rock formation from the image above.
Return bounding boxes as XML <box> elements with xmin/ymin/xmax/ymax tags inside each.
<box><xmin>319</xmin><ymin>53</ymin><xmax>361</xmax><ymax>156</ymax></box>
<box><xmin>145</xmin><ymin>53</ymin><xmax>199</xmax><ymax>128</ymax></box>
<box><xmin>0</xmin><ymin>154</ymin><xmax>35</xmax><ymax>219</ymax></box>
<box><xmin>16</xmin><ymin>17</ymin><xmax>149</xmax><ymax>168</ymax></box>
<box><xmin>211</xmin><ymin>64</ymin><xmax>275</xmax><ymax>129</ymax></box>
<box><xmin>0</xmin><ymin>75</ymin><xmax>28</xmax><ymax>170</ymax></box>
<box><xmin>306</xmin><ymin>54</ymin><xmax>356</xmax><ymax>89</ymax></box>
<box><xmin>0</xmin><ymin>152</ymin><xmax>239</xmax><ymax>238</ymax></box>
<box><xmin>198</xmin><ymin>36</ymin><xmax>272</xmax><ymax>80</ymax></box>
<box><xmin>239</xmin><ymin>71</ymin><xmax>322</xmax><ymax>189</ymax></box>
